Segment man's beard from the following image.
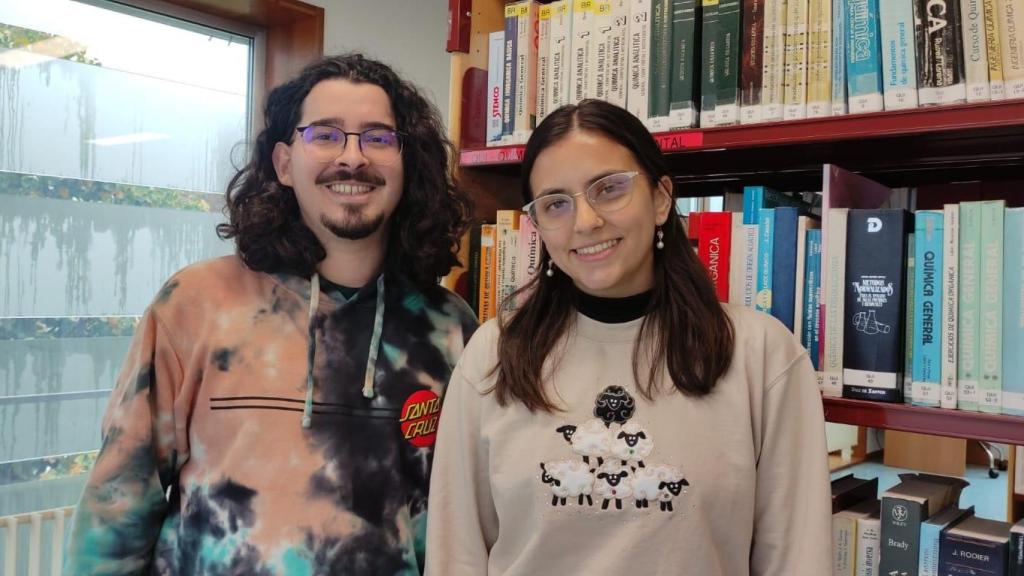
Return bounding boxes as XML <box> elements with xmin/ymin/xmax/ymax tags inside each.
<box><xmin>321</xmin><ymin>207</ymin><xmax>385</xmax><ymax>240</ymax></box>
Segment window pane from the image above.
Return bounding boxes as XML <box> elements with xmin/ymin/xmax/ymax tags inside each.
<box><xmin>0</xmin><ymin>0</ymin><xmax>246</xmax><ymax>543</ymax></box>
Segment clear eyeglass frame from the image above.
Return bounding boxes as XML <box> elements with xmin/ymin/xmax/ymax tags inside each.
<box><xmin>522</xmin><ymin>170</ymin><xmax>642</xmax><ymax>230</ymax></box>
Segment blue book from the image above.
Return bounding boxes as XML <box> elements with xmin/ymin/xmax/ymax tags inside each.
<box><xmin>771</xmin><ymin>207</ymin><xmax>800</xmax><ymax>332</ymax></box>
<box><xmin>879</xmin><ymin>0</ymin><xmax>918</xmax><ymax>110</ymax></box>
<box><xmin>912</xmin><ymin>210</ymin><xmax>943</xmax><ymax>407</ymax></box>
<box><xmin>502</xmin><ymin>10</ymin><xmax>518</xmax><ymax>138</ymax></box>
<box><xmin>920</xmin><ymin>506</ymin><xmax>974</xmax><ymax>576</ymax></box>
<box><xmin>1003</xmin><ymin>208</ymin><xmax>1024</xmax><ymax>416</ymax></box>
<box><xmin>831</xmin><ymin>0</ymin><xmax>848</xmax><ymax>115</ymax></box>
<box><xmin>845</xmin><ymin>0</ymin><xmax>884</xmax><ymax>113</ymax></box>
<box><xmin>804</xmin><ymin>229</ymin><xmax>823</xmax><ymax>369</ymax></box>
<box><xmin>742</xmin><ymin>186</ymin><xmax>810</xmax><ymax>225</ymax></box>
<box><xmin>756</xmin><ymin>208</ymin><xmax>775</xmax><ymax>314</ymax></box>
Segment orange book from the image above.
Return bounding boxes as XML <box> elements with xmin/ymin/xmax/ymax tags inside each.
<box><xmin>478</xmin><ymin>224</ymin><xmax>497</xmax><ymax>323</ymax></box>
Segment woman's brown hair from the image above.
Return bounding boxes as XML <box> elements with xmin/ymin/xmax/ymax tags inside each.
<box><xmin>493</xmin><ymin>99</ymin><xmax>734</xmax><ymax>412</ymax></box>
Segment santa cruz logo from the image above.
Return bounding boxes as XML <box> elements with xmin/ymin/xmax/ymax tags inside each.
<box><xmin>399</xmin><ymin>390</ymin><xmax>440</xmax><ymax>448</ymax></box>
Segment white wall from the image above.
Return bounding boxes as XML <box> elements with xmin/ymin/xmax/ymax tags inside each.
<box><xmin>303</xmin><ymin>0</ymin><xmax>451</xmax><ymax>126</ymax></box>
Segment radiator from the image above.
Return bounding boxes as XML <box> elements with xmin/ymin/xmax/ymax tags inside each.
<box><xmin>0</xmin><ymin>507</ymin><xmax>74</xmax><ymax>576</ymax></box>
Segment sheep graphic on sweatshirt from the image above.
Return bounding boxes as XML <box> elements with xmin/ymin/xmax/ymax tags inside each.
<box><xmin>539</xmin><ymin>385</ymin><xmax>689</xmax><ymax>512</ymax></box>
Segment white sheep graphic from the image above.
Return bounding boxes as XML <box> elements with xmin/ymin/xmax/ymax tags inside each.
<box><xmin>593</xmin><ymin>463</ymin><xmax>633</xmax><ymax>510</ymax></box>
<box><xmin>540</xmin><ymin>460</ymin><xmax>595</xmax><ymax>506</ymax></box>
<box><xmin>556</xmin><ymin>418</ymin><xmax>612</xmax><ymax>467</ymax></box>
<box><xmin>609</xmin><ymin>421</ymin><xmax>654</xmax><ymax>468</ymax></box>
<box><xmin>630</xmin><ymin>464</ymin><xmax>689</xmax><ymax>512</ymax></box>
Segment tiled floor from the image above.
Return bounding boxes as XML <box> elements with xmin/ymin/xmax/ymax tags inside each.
<box><xmin>831</xmin><ymin>458</ymin><xmax>1012</xmax><ymax>521</ymax></box>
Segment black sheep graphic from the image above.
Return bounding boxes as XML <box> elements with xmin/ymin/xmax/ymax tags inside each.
<box><xmin>593</xmin><ymin>385</ymin><xmax>635</xmax><ymax>426</ymax></box>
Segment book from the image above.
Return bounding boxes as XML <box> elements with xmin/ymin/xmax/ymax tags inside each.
<box><xmin>880</xmin><ymin>0</ymin><xmax>920</xmax><ymax>110</ymax></box>
<box><xmin>912</xmin><ymin>210</ymin><xmax>943</xmax><ymax>407</ymax></box>
<box><xmin>606</xmin><ymin>0</ymin><xmax>632</xmax><ymax>108</ymax></box>
<box><xmin>730</xmin><ymin>213</ymin><xmax>747</xmax><ymax>304</ymax></box>
<box><xmin>783</xmin><ymin>0</ymin><xmax>810</xmax><ymax>119</ymax></box>
<box><xmin>701</xmin><ymin>0</ymin><xmax>721</xmax><ymax>126</ymax></box>
<box><xmin>997</xmin><ymin>0</ymin><xmax>1024</xmax><ymax>98</ymax></box>
<box><xmin>1003</xmin><ymin>208</ymin><xmax>1024</xmax><ymax>416</ymax></box>
<box><xmin>771</xmin><ymin>206</ymin><xmax>802</xmax><ymax>331</ymax></box>
<box><xmin>793</xmin><ymin>215</ymin><xmax>821</xmax><ymax>338</ymax></box>
<box><xmin>513</xmin><ymin>1</ymin><xmax>539</xmax><ymax>142</ymax></box>
<box><xmin>961</xmin><ymin>0</ymin><xmax>992</xmax><ymax>102</ymax></box>
<box><xmin>571</xmin><ymin>0</ymin><xmax>596</xmax><ymax>104</ymax></box>
<box><xmin>940</xmin><ymin>515</ymin><xmax>1013</xmax><ymax>576</ymax></box>
<box><xmin>879</xmin><ymin>473</ymin><xmax>969</xmax><ymax>576</ymax></box>
<box><xmin>920</xmin><ymin>505</ymin><xmax>976</xmax><ymax>576</ymax></box>
<box><xmin>467</xmin><ymin>222</ymin><xmax>482</xmax><ymax>315</ymax></box>
<box><xmin>905</xmin><ymin>232</ymin><xmax>917</xmax><ymax>404</ymax></box>
<box><xmin>502</xmin><ymin>10</ymin><xmax>518</xmax><ymax>141</ymax></box>
<box><xmin>717</xmin><ymin>0</ymin><xmax>743</xmax><ymax>124</ymax></box>
<box><xmin>834</xmin><ymin>498</ymin><xmax>881</xmax><ymax>576</ymax></box>
<box><xmin>855</xmin><ymin>504</ymin><xmax>882</xmax><ymax>576</ymax></box>
<box><xmin>669</xmin><ymin>0</ymin><xmax>701</xmax><ymax>128</ymax></box>
<box><xmin>804</xmin><ymin>228</ymin><xmax>823</xmax><ymax>367</ymax></box>
<box><xmin>648</xmin><ymin>0</ymin><xmax>675</xmax><ymax>128</ymax></box>
<box><xmin>740</xmin><ymin>0</ymin><xmax>766</xmax><ymax>123</ymax></box>
<box><xmin>757</xmin><ymin>208</ymin><xmax>775</xmax><ymax>314</ymax></box>
<box><xmin>698</xmin><ymin>211</ymin><xmax>733</xmax><ymax>301</ymax></box>
<box><xmin>762</xmin><ymin>0</ymin><xmax>788</xmax><ymax>121</ymax></box>
<box><xmin>915</xmin><ymin>0</ymin><xmax>968</xmax><ymax>106</ymax></box>
<box><xmin>984</xmin><ymin>0</ymin><xmax>1005</xmax><ymax>99</ymax></box>
<box><xmin>495</xmin><ymin>210</ymin><xmax>521</xmax><ymax>313</ymax></box>
<box><xmin>487</xmin><ymin>31</ymin><xmax>506</xmax><ymax>146</ymax></box>
<box><xmin>832</xmin><ymin>474</ymin><xmax>879</xmax><ymax>512</ymax></box>
<box><xmin>537</xmin><ymin>6</ymin><xmax>553</xmax><ymax>124</ymax></box>
<box><xmin>831</xmin><ymin>0</ymin><xmax>849</xmax><ymax>114</ymax></box>
<box><xmin>843</xmin><ymin>209</ymin><xmax>912</xmax><ymax>402</ymax></box>
<box><xmin>549</xmin><ymin>1</ymin><xmax>574</xmax><ymax>114</ymax></box>
<box><xmin>846</xmin><ymin>0</ymin><xmax>885</xmax><ymax>113</ymax></box>
<box><xmin>806</xmin><ymin>0</ymin><xmax>832</xmax><ymax>117</ymax></box>
<box><xmin>628</xmin><ymin>0</ymin><xmax>652</xmax><ymax>122</ymax></box>
<box><xmin>958</xmin><ymin>201</ymin><xmax>983</xmax><ymax>411</ymax></box>
<box><xmin>978</xmin><ymin>200</ymin><xmax>1005</xmax><ymax>413</ymax></box>
<box><xmin>942</xmin><ymin>204</ymin><xmax>960</xmax><ymax>409</ymax></box>
<box><xmin>479</xmin><ymin>224</ymin><xmax>497</xmax><ymax>323</ymax></box>
<box><xmin>516</xmin><ymin>215</ymin><xmax>542</xmax><ymax>306</ymax></box>
<box><xmin>1011</xmin><ymin>518</ymin><xmax>1024</xmax><ymax>576</ymax></box>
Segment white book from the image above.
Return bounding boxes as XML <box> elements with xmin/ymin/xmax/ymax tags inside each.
<box><xmin>729</xmin><ymin>213</ymin><xmax>747</xmax><ymax>305</ymax></box>
<box><xmin>879</xmin><ymin>0</ymin><xmax>919</xmax><ymax>110</ymax></box>
<box><xmin>743</xmin><ymin>224</ymin><xmax>759</xmax><ymax>308</ymax></box>
<box><xmin>762</xmin><ymin>0</ymin><xmax>789</xmax><ymax>121</ymax></box>
<box><xmin>961</xmin><ymin>0</ymin><xmax>992</xmax><ymax>102</ymax></box>
<box><xmin>548</xmin><ymin>1</ymin><xmax>574</xmax><ymax>114</ymax></box>
<box><xmin>806</xmin><ymin>0</ymin><xmax>833</xmax><ymax>118</ymax></box>
<box><xmin>605</xmin><ymin>0</ymin><xmax>631</xmax><ymax>108</ymax></box>
<box><xmin>941</xmin><ymin>204</ymin><xmax>960</xmax><ymax>409</ymax></box>
<box><xmin>855</xmin><ymin>512</ymin><xmax>881</xmax><ymax>576</ymax></box>
<box><xmin>593</xmin><ymin>1</ymin><xmax>615</xmax><ymax>101</ymax></box>
<box><xmin>571</xmin><ymin>0</ymin><xmax>596</xmax><ymax>104</ymax></box>
<box><xmin>997</xmin><ymin>0</ymin><xmax>1024</xmax><ymax>98</ymax></box>
<box><xmin>487</xmin><ymin>31</ymin><xmax>506</xmax><ymax>146</ymax></box>
<box><xmin>628</xmin><ymin>0</ymin><xmax>652</xmax><ymax>122</ymax></box>
<box><xmin>512</xmin><ymin>2</ymin><xmax>539</xmax><ymax>143</ymax></box>
<box><xmin>823</xmin><ymin>207</ymin><xmax>849</xmax><ymax>397</ymax></box>
<box><xmin>537</xmin><ymin>6</ymin><xmax>553</xmax><ymax>124</ymax></box>
<box><xmin>783</xmin><ymin>0</ymin><xmax>810</xmax><ymax>119</ymax></box>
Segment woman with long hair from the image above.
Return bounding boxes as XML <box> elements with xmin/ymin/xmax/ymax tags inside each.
<box><xmin>425</xmin><ymin>99</ymin><xmax>830</xmax><ymax>575</ymax></box>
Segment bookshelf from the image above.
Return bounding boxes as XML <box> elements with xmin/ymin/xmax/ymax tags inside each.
<box><xmin>448</xmin><ymin>0</ymin><xmax>1024</xmax><ymax>517</ymax></box>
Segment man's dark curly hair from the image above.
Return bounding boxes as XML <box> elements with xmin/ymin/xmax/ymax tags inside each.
<box><xmin>217</xmin><ymin>53</ymin><xmax>471</xmax><ymax>287</ymax></box>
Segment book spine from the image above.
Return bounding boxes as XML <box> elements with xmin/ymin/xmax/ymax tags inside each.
<box><xmin>503</xmin><ymin>10</ymin><xmax>519</xmax><ymax>140</ymax></box>
<box><xmin>958</xmin><ymin>201</ymin><xmax>983</xmax><ymax>411</ymax></box>
<box><xmin>549</xmin><ymin>1</ymin><xmax>573</xmax><ymax>114</ymax></box>
<box><xmin>904</xmin><ymin>232</ymin><xmax>917</xmax><ymax>404</ymax></box>
<box><xmin>831</xmin><ymin>0</ymin><xmax>849</xmax><ymax>114</ymax></box>
<box><xmin>538</xmin><ymin>6</ymin><xmax>552</xmax><ymax>124</ymax></box>
<box><xmin>607</xmin><ymin>0</ymin><xmax>631</xmax><ymax>107</ymax></box>
<box><xmin>915</xmin><ymin>0</ymin><xmax>967</xmax><ymax>105</ymax></box>
<box><xmin>880</xmin><ymin>0</ymin><xmax>920</xmax><ymax>110</ymax></box>
<box><xmin>940</xmin><ymin>531</ymin><xmax>1010</xmax><ymax>575</ymax></box>
<box><xmin>494</xmin><ymin>210</ymin><xmax>517</xmax><ymax>313</ymax></box>
<box><xmin>479</xmin><ymin>224</ymin><xmax>497</xmax><ymax>323</ymax></box>
<box><xmin>846</xmin><ymin>0</ymin><xmax>885</xmax><ymax>113</ymax></box>
<box><xmin>793</xmin><ymin>216</ymin><xmax>815</xmax><ymax>338</ymax></box>
<box><xmin>628</xmin><ymin>0</ymin><xmax>652</xmax><ymax>122</ymax></box>
<box><xmin>823</xmin><ymin>207</ymin><xmax>849</xmax><ymax>397</ymax></box>
<box><xmin>743</xmin><ymin>185</ymin><xmax>765</xmax><ymax>224</ymax></box>
<box><xmin>488</xmin><ymin>32</ymin><xmax>507</xmax><ymax>146</ymax></box>
<box><xmin>833</xmin><ymin>514</ymin><xmax>857</xmax><ymax>576</ymax></box>
<box><xmin>772</xmin><ymin>207</ymin><xmax>799</xmax><ymax>331</ymax></box>
<box><xmin>730</xmin><ymin>213</ymin><xmax>746</xmax><ymax>304</ymax></box>
<box><xmin>1010</xmin><ymin>525</ymin><xmax>1024</xmax><ymax>576</ymax></box>
<box><xmin>744</xmin><ymin>224</ymin><xmax>760</xmax><ymax>307</ymax></box>
<box><xmin>572</xmin><ymin>0</ymin><xmax>595</xmax><ymax>104</ymax></box>
<box><xmin>805</xmin><ymin>228</ymin><xmax>823</xmax><ymax>367</ymax></box>
<box><xmin>984</xmin><ymin>0</ymin><xmax>1006</xmax><ymax>98</ymax></box>
<box><xmin>594</xmin><ymin>1</ymin><xmax>613</xmax><ymax>101</ymax></box>
<box><xmin>912</xmin><ymin>211</ymin><xmax>943</xmax><ymax>407</ymax></box>
<box><xmin>806</xmin><ymin>0</ymin><xmax>833</xmax><ymax>117</ymax></box>
<box><xmin>783</xmin><ymin>0</ymin><xmax>810</xmax><ymax>119</ymax></box>
<box><xmin>978</xmin><ymin>200</ymin><xmax>1005</xmax><ymax>413</ymax></box>
<box><xmin>701</xmin><ymin>0</ymin><xmax>721</xmax><ymax>126</ymax></box>
<box><xmin>856</xmin><ymin>516</ymin><xmax>881</xmax><ymax>576</ymax></box>
<box><xmin>843</xmin><ymin>210</ymin><xmax>909</xmax><ymax>402</ymax></box>
<box><xmin>757</xmin><ymin>208</ymin><xmax>775</xmax><ymax>314</ymax></box>
<box><xmin>649</xmin><ymin>0</ymin><xmax>675</xmax><ymax>128</ymax></box>
<box><xmin>941</xmin><ymin>204</ymin><xmax>960</xmax><ymax>409</ymax></box>
<box><xmin>961</xmin><ymin>0</ymin><xmax>992</xmax><ymax>101</ymax></box>
<box><xmin>1003</xmin><ymin>209</ymin><xmax>1024</xmax><ymax>416</ymax></box>
<box><xmin>515</xmin><ymin>216</ymin><xmax>542</xmax><ymax>307</ymax></box>
<box><xmin>516</xmin><ymin>2</ymin><xmax>539</xmax><ymax>141</ymax></box>
<box><xmin>880</xmin><ymin>497</ymin><xmax>924</xmax><ymax>576</ymax></box>
<box><xmin>762</xmin><ymin>0</ymin><xmax>788</xmax><ymax>120</ymax></box>
<box><xmin>717</xmin><ymin>0</ymin><xmax>743</xmax><ymax>124</ymax></box>
<box><xmin>467</xmin><ymin>222</ymin><xmax>482</xmax><ymax>315</ymax></box>
<box><xmin>998</xmin><ymin>0</ymin><xmax>1024</xmax><ymax>97</ymax></box>
<box><xmin>669</xmin><ymin>0</ymin><xmax>701</xmax><ymax>127</ymax></box>
<box><xmin>699</xmin><ymin>211</ymin><xmax>733</xmax><ymax>301</ymax></box>
<box><xmin>740</xmin><ymin>0</ymin><xmax>766</xmax><ymax>123</ymax></box>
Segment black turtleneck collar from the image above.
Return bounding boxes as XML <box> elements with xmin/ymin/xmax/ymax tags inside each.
<box><xmin>574</xmin><ymin>287</ymin><xmax>652</xmax><ymax>323</ymax></box>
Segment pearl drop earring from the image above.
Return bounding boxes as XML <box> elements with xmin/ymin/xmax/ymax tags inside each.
<box><xmin>546</xmin><ymin>259</ymin><xmax>555</xmax><ymax>277</ymax></box>
<box><xmin>656</xmin><ymin>227</ymin><xmax>665</xmax><ymax>250</ymax></box>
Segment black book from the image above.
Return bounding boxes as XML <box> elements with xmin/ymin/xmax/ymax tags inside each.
<box><xmin>1010</xmin><ymin>519</ymin><xmax>1024</xmax><ymax>576</ymax></box>
<box><xmin>831</xmin><ymin>473</ymin><xmax>879</xmax><ymax>514</ymax></box>
<box><xmin>941</xmin><ymin>515</ymin><xmax>1012</xmax><ymax>575</ymax></box>
<box><xmin>880</xmin><ymin>473</ymin><xmax>969</xmax><ymax>576</ymax></box>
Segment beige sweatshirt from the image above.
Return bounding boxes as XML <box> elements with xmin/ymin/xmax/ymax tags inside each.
<box><xmin>425</xmin><ymin>305</ymin><xmax>831</xmax><ymax>576</ymax></box>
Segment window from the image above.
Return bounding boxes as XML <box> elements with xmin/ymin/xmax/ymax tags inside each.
<box><xmin>0</xmin><ymin>1</ymin><xmax>255</xmax><ymax>570</ymax></box>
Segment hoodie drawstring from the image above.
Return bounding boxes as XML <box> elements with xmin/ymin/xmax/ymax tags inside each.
<box><xmin>302</xmin><ymin>272</ymin><xmax>386</xmax><ymax>429</ymax></box>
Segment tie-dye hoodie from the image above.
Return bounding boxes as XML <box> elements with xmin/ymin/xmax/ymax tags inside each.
<box><xmin>64</xmin><ymin>255</ymin><xmax>478</xmax><ymax>575</ymax></box>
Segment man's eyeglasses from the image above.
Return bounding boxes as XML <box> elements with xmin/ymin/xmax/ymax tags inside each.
<box><xmin>295</xmin><ymin>125</ymin><xmax>404</xmax><ymax>165</ymax></box>
<box><xmin>522</xmin><ymin>171</ymin><xmax>641</xmax><ymax>230</ymax></box>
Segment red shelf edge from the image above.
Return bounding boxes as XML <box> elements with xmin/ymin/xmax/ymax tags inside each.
<box><xmin>459</xmin><ymin>100</ymin><xmax>1024</xmax><ymax>167</ymax></box>
<box><xmin>822</xmin><ymin>397</ymin><xmax>1024</xmax><ymax>445</ymax></box>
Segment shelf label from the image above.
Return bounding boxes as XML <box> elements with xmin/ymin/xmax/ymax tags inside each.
<box><xmin>654</xmin><ymin>131</ymin><xmax>704</xmax><ymax>152</ymax></box>
<box><xmin>460</xmin><ymin>146</ymin><xmax>525</xmax><ymax>166</ymax></box>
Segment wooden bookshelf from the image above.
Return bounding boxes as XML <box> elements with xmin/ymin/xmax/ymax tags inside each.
<box><xmin>822</xmin><ymin>397</ymin><xmax>1024</xmax><ymax>446</ymax></box>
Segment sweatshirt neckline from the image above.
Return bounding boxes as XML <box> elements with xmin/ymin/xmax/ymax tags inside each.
<box><xmin>573</xmin><ymin>312</ymin><xmax>645</xmax><ymax>343</ymax></box>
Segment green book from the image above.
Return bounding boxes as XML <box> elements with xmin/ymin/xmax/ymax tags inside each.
<box><xmin>669</xmin><ymin>0</ymin><xmax>700</xmax><ymax>127</ymax></box>
<box><xmin>700</xmin><ymin>0</ymin><xmax>720</xmax><ymax>126</ymax></box>
<box><xmin>957</xmin><ymin>201</ymin><xmax>983</xmax><ymax>411</ymax></box>
<box><xmin>978</xmin><ymin>200</ymin><xmax>1005</xmax><ymax>413</ymax></box>
<box><xmin>649</xmin><ymin>0</ymin><xmax>674</xmax><ymax>118</ymax></box>
<box><xmin>715</xmin><ymin>0</ymin><xmax>742</xmax><ymax>124</ymax></box>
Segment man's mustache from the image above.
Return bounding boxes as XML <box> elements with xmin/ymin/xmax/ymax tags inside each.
<box><xmin>315</xmin><ymin>168</ymin><xmax>386</xmax><ymax>187</ymax></box>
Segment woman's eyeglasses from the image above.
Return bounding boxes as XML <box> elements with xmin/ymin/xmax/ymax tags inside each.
<box><xmin>522</xmin><ymin>171</ymin><xmax>641</xmax><ymax>230</ymax></box>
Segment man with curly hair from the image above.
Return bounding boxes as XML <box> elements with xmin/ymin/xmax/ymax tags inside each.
<box><xmin>65</xmin><ymin>54</ymin><xmax>478</xmax><ymax>575</ymax></box>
